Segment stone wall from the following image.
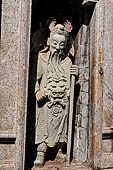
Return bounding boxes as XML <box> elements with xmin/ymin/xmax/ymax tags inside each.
<box><xmin>88</xmin><ymin>0</ymin><xmax>103</xmax><ymax>167</ymax></box>
<box><xmin>88</xmin><ymin>0</ymin><xmax>113</xmax><ymax>169</ymax></box>
<box><xmin>74</xmin><ymin>1</ymin><xmax>113</xmax><ymax>169</ymax></box>
<box><xmin>102</xmin><ymin>0</ymin><xmax>113</xmax><ymax>168</ymax></box>
<box><xmin>73</xmin><ymin>24</ymin><xmax>90</xmax><ymax>163</ymax></box>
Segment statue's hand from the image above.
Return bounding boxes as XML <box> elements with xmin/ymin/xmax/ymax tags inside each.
<box><xmin>36</xmin><ymin>90</ymin><xmax>47</xmax><ymax>102</ymax></box>
<box><xmin>70</xmin><ymin>65</ymin><xmax>79</xmax><ymax>77</ymax></box>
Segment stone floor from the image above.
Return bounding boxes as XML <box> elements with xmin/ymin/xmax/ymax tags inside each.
<box><xmin>32</xmin><ymin>160</ymin><xmax>92</xmax><ymax>170</ymax></box>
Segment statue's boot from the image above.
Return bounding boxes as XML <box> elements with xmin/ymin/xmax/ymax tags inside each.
<box><xmin>34</xmin><ymin>151</ymin><xmax>45</xmax><ymax>167</ymax></box>
<box><xmin>34</xmin><ymin>142</ymin><xmax>47</xmax><ymax>167</ymax></box>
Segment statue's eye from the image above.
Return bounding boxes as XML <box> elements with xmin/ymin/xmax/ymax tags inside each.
<box><xmin>53</xmin><ymin>41</ymin><xmax>57</xmax><ymax>46</ymax></box>
<box><xmin>60</xmin><ymin>43</ymin><xmax>65</xmax><ymax>47</ymax></box>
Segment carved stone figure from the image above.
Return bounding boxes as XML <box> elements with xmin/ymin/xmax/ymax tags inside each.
<box><xmin>34</xmin><ymin>20</ymin><xmax>78</xmax><ymax>167</ymax></box>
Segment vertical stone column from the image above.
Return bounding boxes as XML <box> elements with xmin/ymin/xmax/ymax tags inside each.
<box><xmin>101</xmin><ymin>0</ymin><xmax>113</xmax><ymax>168</ymax></box>
<box><xmin>0</xmin><ymin>0</ymin><xmax>32</xmax><ymax>169</ymax></box>
<box><xmin>88</xmin><ymin>0</ymin><xmax>104</xmax><ymax>168</ymax></box>
<box><xmin>73</xmin><ymin>24</ymin><xmax>90</xmax><ymax>163</ymax></box>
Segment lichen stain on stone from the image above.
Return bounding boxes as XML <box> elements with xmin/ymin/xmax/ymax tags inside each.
<box><xmin>90</xmin><ymin>52</ymin><xmax>96</xmax><ymax>105</ymax></box>
<box><xmin>89</xmin><ymin>122</ymin><xmax>94</xmax><ymax>161</ymax></box>
<box><xmin>90</xmin><ymin>44</ymin><xmax>103</xmax><ymax>105</ymax></box>
<box><xmin>89</xmin><ymin>44</ymin><xmax>103</xmax><ymax>163</ymax></box>
<box><xmin>98</xmin><ymin>44</ymin><xmax>103</xmax><ymax>65</ymax></box>
<box><xmin>90</xmin><ymin>74</ymin><xmax>96</xmax><ymax>105</ymax></box>
<box><xmin>89</xmin><ymin>122</ymin><xmax>99</xmax><ymax>155</ymax></box>
<box><xmin>89</xmin><ymin>121</ymin><xmax>100</xmax><ymax>166</ymax></box>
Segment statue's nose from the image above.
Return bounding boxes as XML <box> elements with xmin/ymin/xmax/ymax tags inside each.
<box><xmin>56</xmin><ymin>44</ymin><xmax>60</xmax><ymax>50</ymax></box>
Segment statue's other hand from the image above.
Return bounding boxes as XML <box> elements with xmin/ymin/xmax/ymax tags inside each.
<box><xmin>70</xmin><ymin>65</ymin><xmax>79</xmax><ymax>77</ymax></box>
<box><xmin>36</xmin><ymin>90</ymin><xmax>47</xmax><ymax>102</ymax></box>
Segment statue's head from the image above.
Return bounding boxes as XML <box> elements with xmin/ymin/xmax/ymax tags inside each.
<box><xmin>48</xmin><ymin>21</ymin><xmax>72</xmax><ymax>56</ymax></box>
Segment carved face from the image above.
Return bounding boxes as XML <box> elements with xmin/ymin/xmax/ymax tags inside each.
<box><xmin>49</xmin><ymin>34</ymin><xmax>67</xmax><ymax>56</ymax></box>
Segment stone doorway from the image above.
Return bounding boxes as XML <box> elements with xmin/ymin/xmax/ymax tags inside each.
<box><xmin>25</xmin><ymin>0</ymin><xmax>95</xmax><ymax>170</ymax></box>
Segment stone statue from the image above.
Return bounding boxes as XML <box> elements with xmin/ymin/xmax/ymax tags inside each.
<box><xmin>34</xmin><ymin>20</ymin><xmax>78</xmax><ymax>167</ymax></box>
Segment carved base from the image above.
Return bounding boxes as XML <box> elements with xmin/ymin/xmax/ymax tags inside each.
<box><xmin>31</xmin><ymin>160</ymin><xmax>90</xmax><ymax>170</ymax></box>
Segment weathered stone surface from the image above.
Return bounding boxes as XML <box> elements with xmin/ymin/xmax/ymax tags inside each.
<box><xmin>31</xmin><ymin>160</ymin><xmax>91</xmax><ymax>170</ymax></box>
<box><xmin>88</xmin><ymin>0</ymin><xmax>104</xmax><ymax>168</ymax></box>
<box><xmin>73</xmin><ymin>24</ymin><xmax>90</xmax><ymax>163</ymax></box>
<box><xmin>1</xmin><ymin>0</ymin><xmax>21</xmax><ymax>134</ymax></box>
<box><xmin>0</xmin><ymin>167</ymin><xmax>15</xmax><ymax>170</ymax></box>
<box><xmin>101</xmin><ymin>0</ymin><xmax>113</xmax><ymax>168</ymax></box>
<box><xmin>1</xmin><ymin>0</ymin><xmax>32</xmax><ymax>170</ymax></box>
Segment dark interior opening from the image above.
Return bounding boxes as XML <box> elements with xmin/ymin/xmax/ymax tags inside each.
<box><xmin>25</xmin><ymin>0</ymin><xmax>95</xmax><ymax>169</ymax></box>
<box><xmin>31</xmin><ymin>0</ymin><xmax>82</xmax><ymax>38</ymax></box>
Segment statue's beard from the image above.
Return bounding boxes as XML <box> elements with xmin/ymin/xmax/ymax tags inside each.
<box><xmin>48</xmin><ymin>50</ymin><xmax>64</xmax><ymax>74</ymax></box>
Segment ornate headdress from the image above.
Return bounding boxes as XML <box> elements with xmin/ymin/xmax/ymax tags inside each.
<box><xmin>49</xmin><ymin>20</ymin><xmax>73</xmax><ymax>37</ymax></box>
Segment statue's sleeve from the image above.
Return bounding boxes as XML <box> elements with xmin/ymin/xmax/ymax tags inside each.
<box><xmin>35</xmin><ymin>53</ymin><xmax>43</xmax><ymax>94</ymax></box>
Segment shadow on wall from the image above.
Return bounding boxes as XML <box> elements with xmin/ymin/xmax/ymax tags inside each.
<box><xmin>25</xmin><ymin>0</ymin><xmax>96</xmax><ymax>169</ymax></box>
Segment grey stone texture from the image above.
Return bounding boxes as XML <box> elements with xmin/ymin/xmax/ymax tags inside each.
<box><xmin>73</xmin><ymin>24</ymin><xmax>90</xmax><ymax>163</ymax></box>
<box><xmin>88</xmin><ymin>0</ymin><xmax>113</xmax><ymax>169</ymax></box>
<box><xmin>102</xmin><ymin>0</ymin><xmax>113</xmax><ymax>168</ymax></box>
<box><xmin>88</xmin><ymin>1</ymin><xmax>104</xmax><ymax>169</ymax></box>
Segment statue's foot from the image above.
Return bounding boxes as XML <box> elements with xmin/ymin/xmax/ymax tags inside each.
<box><xmin>56</xmin><ymin>149</ymin><xmax>66</xmax><ymax>162</ymax></box>
<box><xmin>34</xmin><ymin>152</ymin><xmax>45</xmax><ymax>167</ymax></box>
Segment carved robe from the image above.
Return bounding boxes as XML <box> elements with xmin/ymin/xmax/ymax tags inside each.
<box><xmin>35</xmin><ymin>50</ymin><xmax>72</xmax><ymax>147</ymax></box>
